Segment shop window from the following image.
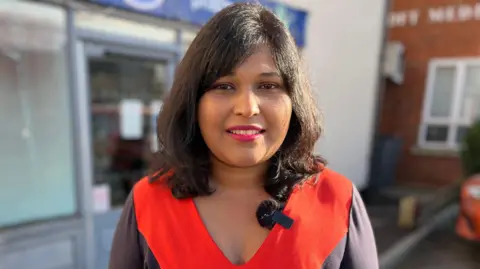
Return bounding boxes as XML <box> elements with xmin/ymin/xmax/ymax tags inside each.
<box><xmin>88</xmin><ymin>55</ymin><xmax>169</xmax><ymax>208</ymax></box>
<box><xmin>419</xmin><ymin>59</ymin><xmax>480</xmax><ymax>150</ymax></box>
<box><xmin>0</xmin><ymin>2</ymin><xmax>76</xmax><ymax>227</ymax></box>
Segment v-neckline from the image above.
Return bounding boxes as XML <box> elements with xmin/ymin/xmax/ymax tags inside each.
<box><xmin>188</xmin><ymin>189</ymin><xmax>298</xmax><ymax>268</ymax></box>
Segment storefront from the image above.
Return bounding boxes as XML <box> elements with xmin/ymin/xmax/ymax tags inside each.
<box><xmin>0</xmin><ymin>1</ymin><xmax>86</xmax><ymax>269</ymax></box>
<box><xmin>0</xmin><ymin>1</ymin><xmax>308</xmax><ymax>268</ymax></box>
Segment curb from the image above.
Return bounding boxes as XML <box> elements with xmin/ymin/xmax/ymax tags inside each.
<box><xmin>378</xmin><ymin>203</ymin><xmax>459</xmax><ymax>269</ymax></box>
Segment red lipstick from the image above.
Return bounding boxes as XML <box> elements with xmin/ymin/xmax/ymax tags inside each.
<box><xmin>226</xmin><ymin>125</ymin><xmax>265</xmax><ymax>142</ymax></box>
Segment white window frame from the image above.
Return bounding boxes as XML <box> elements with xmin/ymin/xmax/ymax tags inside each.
<box><xmin>418</xmin><ymin>58</ymin><xmax>480</xmax><ymax>150</ymax></box>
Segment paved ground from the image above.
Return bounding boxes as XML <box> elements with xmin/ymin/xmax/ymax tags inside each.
<box><xmin>395</xmin><ymin>221</ymin><xmax>480</xmax><ymax>269</ymax></box>
<box><xmin>365</xmin><ymin>186</ymin><xmax>480</xmax><ymax>268</ymax></box>
<box><xmin>368</xmin><ymin>205</ymin><xmax>412</xmax><ymax>252</ymax></box>
<box><xmin>365</xmin><ymin>185</ymin><xmax>446</xmax><ymax>253</ymax></box>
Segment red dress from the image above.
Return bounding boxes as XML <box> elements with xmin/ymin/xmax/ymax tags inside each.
<box><xmin>109</xmin><ymin>168</ymin><xmax>379</xmax><ymax>269</ymax></box>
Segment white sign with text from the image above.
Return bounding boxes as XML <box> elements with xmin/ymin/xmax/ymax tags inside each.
<box><xmin>119</xmin><ymin>99</ymin><xmax>144</xmax><ymax>140</ymax></box>
<box><xmin>92</xmin><ymin>184</ymin><xmax>111</xmax><ymax>214</ymax></box>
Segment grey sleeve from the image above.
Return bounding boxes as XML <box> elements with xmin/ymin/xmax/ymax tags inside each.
<box><xmin>108</xmin><ymin>192</ymin><xmax>144</xmax><ymax>269</ymax></box>
<box><xmin>340</xmin><ymin>186</ymin><xmax>379</xmax><ymax>269</ymax></box>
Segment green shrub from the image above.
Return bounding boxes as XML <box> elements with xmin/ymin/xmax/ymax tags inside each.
<box><xmin>460</xmin><ymin>120</ymin><xmax>480</xmax><ymax>177</ymax></box>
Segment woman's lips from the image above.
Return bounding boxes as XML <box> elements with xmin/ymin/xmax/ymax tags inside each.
<box><xmin>226</xmin><ymin>125</ymin><xmax>265</xmax><ymax>142</ymax></box>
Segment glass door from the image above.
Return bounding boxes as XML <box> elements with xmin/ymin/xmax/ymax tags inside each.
<box><xmin>81</xmin><ymin>41</ymin><xmax>176</xmax><ymax>269</ymax></box>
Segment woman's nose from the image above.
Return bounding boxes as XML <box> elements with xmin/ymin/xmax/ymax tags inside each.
<box><xmin>232</xmin><ymin>89</ymin><xmax>260</xmax><ymax>117</ymax></box>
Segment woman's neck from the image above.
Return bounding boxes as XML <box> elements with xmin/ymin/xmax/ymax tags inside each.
<box><xmin>210</xmin><ymin>157</ymin><xmax>268</xmax><ymax>191</ymax></box>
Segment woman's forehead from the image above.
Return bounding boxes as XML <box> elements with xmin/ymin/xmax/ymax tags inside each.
<box><xmin>232</xmin><ymin>48</ymin><xmax>278</xmax><ymax>75</ymax></box>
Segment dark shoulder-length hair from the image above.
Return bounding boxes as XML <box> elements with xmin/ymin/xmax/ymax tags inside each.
<box><xmin>150</xmin><ymin>2</ymin><xmax>324</xmax><ymax>202</ymax></box>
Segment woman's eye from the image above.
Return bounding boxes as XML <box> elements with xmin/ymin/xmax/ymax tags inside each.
<box><xmin>259</xmin><ymin>83</ymin><xmax>279</xmax><ymax>90</ymax></box>
<box><xmin>211</xmin><ymin>83</ymin><xmax>234</xmax><ymax>90</ymax></box>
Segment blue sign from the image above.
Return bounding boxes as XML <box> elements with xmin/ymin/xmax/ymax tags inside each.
<box><xmin>91</xmin><ymin>0</ymin><xmax>308</xmax><ymax>47</ymax></box>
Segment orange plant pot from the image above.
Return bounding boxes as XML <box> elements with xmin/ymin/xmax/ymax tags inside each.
<box><xmin>456</xmin><ymin>175</ymin><xmax>480</xmax><ymax>241</ymax></box>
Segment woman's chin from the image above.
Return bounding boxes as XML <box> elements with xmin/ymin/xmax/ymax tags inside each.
<box><xmin>222</xmin><ymin>155</ymin><xmax>266</xmax><ymax>168</ymax></box>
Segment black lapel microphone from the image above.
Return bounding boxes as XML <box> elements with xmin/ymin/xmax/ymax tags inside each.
<box><xmin>256</xmin><ymin>199</ymin><xmax>294</xmax><ymax>230</ymax></box>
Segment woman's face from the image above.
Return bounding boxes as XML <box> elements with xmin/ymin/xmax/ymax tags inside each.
<box><xmin>198</xmin><ymin>47</ymin><xmax>292</xmax><ymax>168</ymax></box>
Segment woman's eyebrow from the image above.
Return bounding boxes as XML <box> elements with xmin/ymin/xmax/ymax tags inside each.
<box><xmin>222</xmin><ymin>71</ymin><xmax>281</xmax><ymax>77</ymax></box>
<box><xmin>258</xmin><ymin>72</ymin><xmax>281</xmax><ymax>78</ymax></box>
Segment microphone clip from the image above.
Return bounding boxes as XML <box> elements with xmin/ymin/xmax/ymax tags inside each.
<box><xmin>256</xmin><ymin>199</ymin><xmax>294</xmax><ymax>230</ymax></box>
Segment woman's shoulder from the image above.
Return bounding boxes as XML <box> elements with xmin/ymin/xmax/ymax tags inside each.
<box><xmin>298</xmin><ymin>167</ymin><xmax>356</xmax><ymax>211</ymax></box>
<box><xmin>317</xmin><ymin>167</ymin><xmax>354</xmax><ymax>186</ymax></box>
<box><xmin>132</xmin><ymin>171</ymin><xmax>175</xmax><ymax>207</ymax></box>
<box><xmin>310</xmin><ymin>167</ymin><xmax>354</xmax><ymax>196</ymax></box>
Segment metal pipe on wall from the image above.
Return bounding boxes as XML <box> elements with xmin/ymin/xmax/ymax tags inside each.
<box><xmin>65</xmin><ymin>5</ymin><xmax>96</xmax><ymax>269</ymax></box>
<box><xmin>364</xmin><ymin>0</ymin><xmax>393</xmax><ymax>197</ymax></box>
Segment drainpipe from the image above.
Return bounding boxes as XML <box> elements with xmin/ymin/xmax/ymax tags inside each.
<box><xmin>363</xmin><ymin>0</ymin><xmax>392</xmax><ymax>199</ymax></box>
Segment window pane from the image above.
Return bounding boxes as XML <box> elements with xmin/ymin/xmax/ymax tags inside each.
<box><xmin>89</xmin><ymin>55</ymin><xmax>169</xmax><ymax>207</ymax></box>
<box><xmin>460</xmin><ymin>66</ymin><xmax>480</xmax><ymax>120</ymax></box>
<box><xmin>0</xmin><ymin>3</ymin><xmax>76</xmax><ymax>227</ymax></box>
<box><xmin>425</xmin><ymin>125</ymin><xmax>449</xmax><ymax>142</ymax></box>
<box><xmin>456</xmin><ymin>126</ymin><xmax>470</xmax><ymax>144</ymax></box>
<box><xmin>429</xmin><ymin>67</ymin><xmax>456</xmax><ymax>117</ymax></box>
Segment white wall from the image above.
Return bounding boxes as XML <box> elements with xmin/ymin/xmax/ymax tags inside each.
<box><xmin>281</xmin><ymin>0</ymin><xmax>387</xmax><ymax>190</ymax></box>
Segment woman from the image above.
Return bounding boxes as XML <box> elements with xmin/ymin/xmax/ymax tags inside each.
<box><xmin>109</xmin><ymin>3</ymin><xmax>378</xmax><ymax>269</ymax></box>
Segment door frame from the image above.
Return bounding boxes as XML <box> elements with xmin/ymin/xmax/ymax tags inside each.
<box><xmin>72</xmin><ymin>28</ymin><xmax>181</xmax><ymax>269</ymax></box>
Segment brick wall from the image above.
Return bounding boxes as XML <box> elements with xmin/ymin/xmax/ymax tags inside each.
<box><xmin>380</xmin><ymin>0</ymin><xmax>480</xmax><ymax>186</ymax></box>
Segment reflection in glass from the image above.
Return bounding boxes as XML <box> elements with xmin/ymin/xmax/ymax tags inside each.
<box><xmin>456</xmin><ymin>126</ymin><xmax>470</xmax><ymax>144</ymax></box>
<box><xmin>0</xmin><ymin>3</ymin><xmax>76</xmax><ymax>227</ymax></box>
<box><xmin>89</xmin><ymin>55</ymin><xmax>167</xmax><ymax>207</ymax></box>
<box><xmin>460</xmin><ymin>66</ymin><xmax>480</xmax><ymax>121</ymax></box>
<box><xmin>425</xmin><ymin>125</ymin><xmax>449</xmax><ymax>142</ymax></box>
<box><xmin>430</xmin><ymin>67</ymin><xmax>456</xmax><ymax>118</ymax></box>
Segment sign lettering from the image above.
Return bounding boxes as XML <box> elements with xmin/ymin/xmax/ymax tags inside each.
<box><xmin>389</xmin><ymin>3</ymin><xmax>480</xmax><ymax>28</ymax></box>
<box><xmin>389</xmin><ymin>9</ymin><xmax>420</xmax><ymax>27</ymax></box>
